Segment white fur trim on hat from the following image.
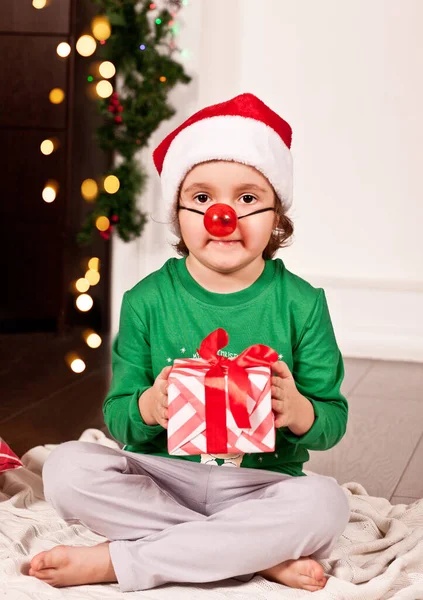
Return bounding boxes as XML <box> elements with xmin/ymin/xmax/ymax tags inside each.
<box><xmin>160</xmin><ymin>115</ymin><xmax>293</xmax><ymax>211</ymax></box>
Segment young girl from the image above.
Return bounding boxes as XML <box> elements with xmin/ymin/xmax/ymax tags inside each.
<box><xmin>29</xmin><ymin>93</ymin><xmax>350</xmax><ymax>593</ymax></box>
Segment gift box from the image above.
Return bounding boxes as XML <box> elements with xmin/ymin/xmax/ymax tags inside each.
<box><xmin>167</xmin><ymin>328</ymin><xmax>278</xmax><ymax>455</ymax></box>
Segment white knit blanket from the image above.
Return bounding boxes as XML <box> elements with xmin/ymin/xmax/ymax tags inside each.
<box><xmin>1</xmin><ymin>429</ymin><xmax>423</xmax><ymax>600</ymax></box>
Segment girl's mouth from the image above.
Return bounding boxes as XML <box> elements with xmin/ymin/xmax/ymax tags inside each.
<box><xmin>208</xmin><ymin>240</ymin><xmax>242</xmax><ymax>247</ymax></box>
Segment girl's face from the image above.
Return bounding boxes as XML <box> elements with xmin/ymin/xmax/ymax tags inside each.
<box><xmin>178</xmin><ymin>161</ymin><xmax>278</xmax><ymax>274</ymax></box>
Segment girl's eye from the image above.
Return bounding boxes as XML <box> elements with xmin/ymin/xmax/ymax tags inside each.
<box><xmin>193</xmin><ymin>194</ymin><xmax>256</xmax><ymax>205</ymax></box>
<box><xmin>240</xmin><ymin>194</ymin><xmax>256</xmax><ymax>204</ymax></box>
<box><xmin>194</xmin><ymin>194</ymin><xmax>210</xmax><ymax>204</ymax></box>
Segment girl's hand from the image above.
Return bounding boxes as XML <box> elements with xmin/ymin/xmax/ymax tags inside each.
<box><xmin>271</xmin><ymin>361</ymin><xmax>315</xmax><ymax>436</ymax></box>
<box><xmin>138</xmin><ymin>366</ymin><xmax>173</xmax><ymax>428</ymax></box>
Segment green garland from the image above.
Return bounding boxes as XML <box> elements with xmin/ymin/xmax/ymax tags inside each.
<box><xmin>77</xmin><ymin>0</ymin><xmax>191</xmax><ymax>245</ymax></box>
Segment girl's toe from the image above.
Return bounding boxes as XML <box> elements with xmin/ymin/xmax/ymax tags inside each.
<box><xmin>33</xmin><ymin>568</ymin><xmax>57</xmax><ymax>581</ymax></box>
<box><xmin>303</xmin><ymin>584</ymin><xmax>322</xmax><ymax>592</ymax></box>
<box><xmin>30</xmin><ymin>552</ymin><xmax>47</xmax><ymax>571</ymax></box>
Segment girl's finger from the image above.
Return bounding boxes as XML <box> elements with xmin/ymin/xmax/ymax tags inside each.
<box><xmin>272</xmin><ymin>398</ymin><xmax>283</xmax><ymax>412</ymax></box>
<box><xmin>271</xmin><ymin>385</ymin><xmax>283</xmax><ymax>400</ymax></box>
<box><xmin>159</xmin><ymin>366</ymin><xmax>173</xmax><ymax>380</ymax></box>
<box><xmin>274</xmin><ymin>416</ymin><xmax>286</xmax><ymax>428</ymax></box>
<box><xmin>271</xmin><ymin>361</ymin><xmax>292</xmax><ymax>379</ymax></box>
<box><xmin>158</xmin><ymin>411</ymin><xmax>168</xmax><ymax>427</ymax></box>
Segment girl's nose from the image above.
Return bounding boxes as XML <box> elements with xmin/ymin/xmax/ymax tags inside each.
<box><xmin>203</xmin><ymin>203</ymin><xmax>238</xmax><ymax>237</ymax></box>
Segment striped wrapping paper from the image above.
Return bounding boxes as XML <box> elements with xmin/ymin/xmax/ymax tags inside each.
<box><xmin>0</xmin><ymin>438</ymin><xmax>23</xmax><ymax>473</ymax></box>
<box><xmin>167</xmin><ymin>359</ymin><xmax>275</xmax><ymax>455</ymax></box>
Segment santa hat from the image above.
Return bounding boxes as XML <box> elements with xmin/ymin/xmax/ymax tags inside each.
<box><xmin>152</xmin><ymin>93</ymin><xmax>293</xmax><ymax>212</ymax></box>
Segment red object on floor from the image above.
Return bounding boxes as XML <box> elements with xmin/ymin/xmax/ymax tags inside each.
<box><xmin>0</xmin><ymin>438</ymin><xmax>23</xmax><ymax>473</ymax></box>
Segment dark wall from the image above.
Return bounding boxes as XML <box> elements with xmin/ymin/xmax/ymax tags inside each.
<box><xmin>0</xmin><ymin>0</ymin><xmax>110</xmax><ymax>334</ymax></box>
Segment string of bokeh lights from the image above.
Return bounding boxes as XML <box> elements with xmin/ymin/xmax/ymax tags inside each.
<box><xmin>33</xmin><ymin>0</ymin><xmax>190</xmax><ymax>373</ymax></box>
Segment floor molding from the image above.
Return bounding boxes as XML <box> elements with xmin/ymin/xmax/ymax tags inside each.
<box><xmin>304</xmin><ymin>274</ymin><xmax>423</xmax><ymax>363</ymax></box>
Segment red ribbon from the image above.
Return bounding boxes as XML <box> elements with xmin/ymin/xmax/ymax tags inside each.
<box><xmin>180</xmin><ymin>329</ymin><xmax>278</xmax><ymax>454</ymax></box>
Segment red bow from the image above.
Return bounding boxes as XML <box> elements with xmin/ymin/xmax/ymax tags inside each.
<box><xmin>189</xmin><ymin>329</ymin><xmax>278</xmax><ymax>453</ymax></box>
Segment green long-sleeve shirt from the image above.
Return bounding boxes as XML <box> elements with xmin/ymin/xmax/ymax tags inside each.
<box><xmin>103</xmin><ymin>257</ymin><xmax>348</xmax><ymax>476</ymax></box>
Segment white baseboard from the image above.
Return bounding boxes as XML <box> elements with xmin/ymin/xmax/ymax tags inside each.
<box><xmin>303</xmin><ymin>275</ymin><xmax>423</xmax><ymax>363</ymax></box>
<box><xmin>336</xmin><ymin>331</ymin><xmax>423</xmax><ymax>363</ymax></box>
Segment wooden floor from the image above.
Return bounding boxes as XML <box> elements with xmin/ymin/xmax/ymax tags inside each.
<box><xmin>0</xmin><ymin>330</ymin><xmax>113</xmax><ymax>457</ymax></box>
<box><xmin>1</xmin><ymin>332</ymin><xmax>422</xmax><ymax>504</ymax></box>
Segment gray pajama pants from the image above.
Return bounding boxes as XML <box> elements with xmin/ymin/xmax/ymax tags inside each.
<box><xmin>42</xmin><ymin>441</ymin><xmax>350</xmax><ymax>593</ymax></box>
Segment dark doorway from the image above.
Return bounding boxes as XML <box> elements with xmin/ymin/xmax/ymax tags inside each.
<box><xmin>0</xmin><ymin>0</ymin><xmax>110</xmax><ymax>335</ymax></box>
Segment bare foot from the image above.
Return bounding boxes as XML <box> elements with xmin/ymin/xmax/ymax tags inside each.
<box><xmin>258</xmin><ymin>557</ymin><xmax>327</xmax><ymax>592</ymax></box>
<box><xmin>28</xmin><ymin>542</ymin><xmax>117</xmax><ymax>587</ymax></box>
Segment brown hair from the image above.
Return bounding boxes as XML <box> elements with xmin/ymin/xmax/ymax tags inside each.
<box><xmin>171</xmin><ymin>193</ymin><xmax>294</xmax><ymax>260</ymax></box>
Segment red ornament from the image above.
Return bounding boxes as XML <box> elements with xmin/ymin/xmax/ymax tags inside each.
<box><xmin>100</xmin><ymin>231</ymin><xmax>110</xmax><ymax>240</ymax></box>
<box><xmin>135</xmin><ymin>139</ymin><xmax>141</xmax><ymax>145</ymax></box>
<box><xmin>117</xmin><ymin>105</ymin><xmax>124</xmax><ymax>112</ymax></box>
<box><xmin>114</xmin><ymin>115</ymin><xmax>123</xmax><ymax>124</ymax></box>
<box><xmin>108</xmin><ymin>104</ymin><xmax>115</xmax><ymax>113</ymax></box>
<box><xmin>203</xmin><ymin>204</ymin><xmax>238</xmax><ymax>237</ymax></box>
<box><xmin>111</xmin><ymin>215</ymin><xmax>119</xmax><ymax>223</ymax></box>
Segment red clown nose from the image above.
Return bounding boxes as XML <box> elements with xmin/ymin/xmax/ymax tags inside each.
<box><xmin>203</xmin><ymin>203</ymin><xmax>238</xmax><ymax>237</ymax></box>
